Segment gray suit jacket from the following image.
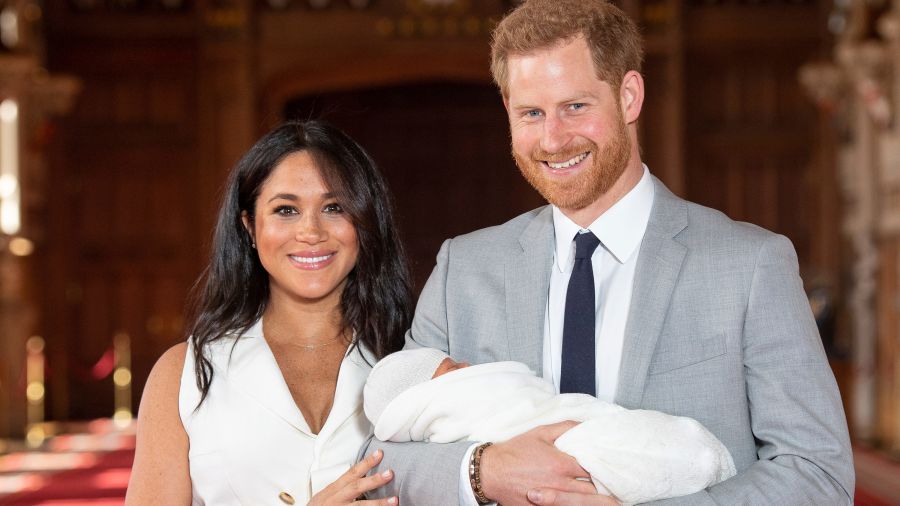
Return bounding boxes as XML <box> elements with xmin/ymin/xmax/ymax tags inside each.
<box><xmin>366</xmin><ymin>177</ymin><xmax>854</xmax><ymax>505</ymax></box>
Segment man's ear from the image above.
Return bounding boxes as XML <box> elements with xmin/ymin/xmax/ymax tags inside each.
<box><xmin>619</xmin><ymin>70</ymin><xmax>644</xmax><ymax>124</ymax></box>
<box><xmin>241</xmin><ymin>211</ymin><xmax>255</xmax><ymax>246</ymax></box>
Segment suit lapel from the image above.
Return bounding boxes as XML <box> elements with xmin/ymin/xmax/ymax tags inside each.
<box><xmin>505</xmin><ymin>206</ymin><xmax>554</xmax><ymax>372</ymax></box>
<box><xmin>615</xmin><ymin>178</ymin><xmax>688</xmax><ymax>409</ymax></box>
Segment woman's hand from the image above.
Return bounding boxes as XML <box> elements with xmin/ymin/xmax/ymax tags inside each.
<box><xmin>308</xmin><ymin>449</ymin><xmax>398</xmax><ymax>505</ymax></box>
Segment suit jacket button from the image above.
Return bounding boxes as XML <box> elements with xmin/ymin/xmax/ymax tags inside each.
<box><xmin>278</xmin><ymin>491</ymin><xmax>296</xmax><ymax>505</ymax></box>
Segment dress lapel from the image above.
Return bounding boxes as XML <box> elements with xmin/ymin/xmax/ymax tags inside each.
<box><xmin>226</xmin><ymin>330</ymin><xmax>372</xmax><ymax>438</ymax></box>
<box><xmin>615</xmin><ymin>178</ymin><xmax>688</xmax><ymax>409</ymax></box>
<box><xmin>505</xmin><ymin>207</ymin><xmax>554</xmax><ymax>372</ymax></box>
<box><xmin>225</xmin><ymin>322</ymin><xmax>313</xmax><ymax>435</ymax></box>
<box><xmin>316</xmin><ymin>345</ymin><xmax>372</xmax><ymax>442</ymax></box>
<box><xmin>217</xmin><ymin>326</ymin><xmax>371</xmax><ymax>505</ymax></box>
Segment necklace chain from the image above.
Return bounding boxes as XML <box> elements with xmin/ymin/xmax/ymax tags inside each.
<box><xmin>263</xmin><ymin>319</ymin><xmax>347</xmax><ymax>351</ymax></box>
<box><xmin>296</xmin><ymin>332</ymin><xmax>344</xmax><ymax>351</ymax></box>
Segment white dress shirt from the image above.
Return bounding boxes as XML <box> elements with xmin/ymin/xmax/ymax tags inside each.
<box><xmin>459</xmin><ymin>166</ymin><xmax>655</xmax><ymax>504</ymax></box>
<box><xmin>544</xmin><ymin>166</ymin><xmax>654</xmax><ymax>401</ymax></box>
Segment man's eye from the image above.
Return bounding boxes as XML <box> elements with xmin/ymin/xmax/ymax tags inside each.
<box><xmin>526</xmin><ymin>110</ymin><xmax>543</xmax><ymax>118</ymax></box>
<box><xmin>274</xmin><ymin>206</ymin><xmax>297</xmax><ymax>216</ymax></box>
<box><xmin>570</xmin><ymin>103</ymin><xmax>585</xmax><ymax>110</ymax></box>
<box><xmin>323</xmin><ymin>203</ymin><xmax>344</xmax><ymax>214</ymax></box>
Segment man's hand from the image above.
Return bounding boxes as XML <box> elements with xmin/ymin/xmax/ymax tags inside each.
<box><xmin>526</xmin><ymin>489</ymin><xmax>620</xmax><ymax>506</ymax></box>
<box><xmin>479</xmin><ymin>421</ymin><xmax>597</xmax><ymax>506</ymax></box>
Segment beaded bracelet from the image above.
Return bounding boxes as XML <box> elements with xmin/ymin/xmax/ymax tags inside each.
<box><xmin>468</xmin><ymin>442</ymin><xmax>493</xmax><ymax>505</ymax></box>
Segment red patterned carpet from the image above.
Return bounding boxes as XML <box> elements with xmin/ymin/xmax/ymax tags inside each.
<box><xmin>855</xmin><ymin>445</ymin><xmax>900</xmax><ymax>506</ymax></box>
<box><xmin>0</xmin><ymin>420</ymin><xmax>133</xmax><ymax>506</ymax></box>
<box><xmin>0</xmin><ymin>421</ymin><xmax>898</xmax><ymax>505</ymax></box>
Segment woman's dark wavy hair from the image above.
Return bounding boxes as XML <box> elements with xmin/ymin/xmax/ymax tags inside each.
<box><xmin>187</xmin><ymin>120</ymin><xmax>412</xmax><ymax>404</ymax></box>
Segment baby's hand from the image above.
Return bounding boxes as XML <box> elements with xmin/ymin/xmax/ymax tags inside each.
<box><xmin>431</xmin><ymin>357</ymin><xmax>470</xmax><ymax>378</ymax></box>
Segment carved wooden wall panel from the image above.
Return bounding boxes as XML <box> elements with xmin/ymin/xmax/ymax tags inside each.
<box><xmin>684</xmin><ymin>4</ymin><xmax>828</xmax><ymax>270</ymax></box>
<box><xmin>43</xmin><ymin>37</ymin><xmax>201</xmax><ymax>419</ymax></box>
<box><xmin>641</xmin><ymin>52</ymin><xmax>684</xmax><ymax>195</ymax></box>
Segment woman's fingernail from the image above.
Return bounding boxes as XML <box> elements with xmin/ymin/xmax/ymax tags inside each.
<box><xmin>381</xmin><ymin>469</ymin><xmax>392</xmax><ymax>478</ymax></box>
<box><xmin>387</xmin><ymin>497</ymin><xmax>397</xmax><ymax>505</ymax></box>
<box><xmin>375</xmin><ymin>449</ymin><xmax>383</xmax><ymax>457</ymax></box>
<box><xmin>527</xmin><ymin>490</ymin><xmax>543</xmax><ymax>503</ymax></box>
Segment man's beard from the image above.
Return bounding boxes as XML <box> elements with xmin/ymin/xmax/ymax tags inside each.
<box><xmin>513</xmin><ymin>112</ymin><xmax>631</xmax><ymax>211</ymax></box>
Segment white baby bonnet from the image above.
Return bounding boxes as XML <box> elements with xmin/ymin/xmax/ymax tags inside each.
<box><xmin>363</xmin><ymin>348</ymin><xmax>449</xmax><ymax>424</ymax></box>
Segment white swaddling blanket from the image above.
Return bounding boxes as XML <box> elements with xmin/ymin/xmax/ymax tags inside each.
<box><xmin>371</xmin><ymin>361</ymin><xmax>736</xmax><ymax>505</ymax></box>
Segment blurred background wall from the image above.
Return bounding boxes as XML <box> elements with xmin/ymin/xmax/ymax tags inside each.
<box><xmin>1</xmin><ymin>0</ymin><xmax>898</xmax><ymax>470</ymax></box>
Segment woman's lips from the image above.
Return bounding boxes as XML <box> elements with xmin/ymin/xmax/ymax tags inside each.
<box><xmin>288</xmin><ymin>252</ymin><xmax>336</xmax><ymax>270</ymax></box>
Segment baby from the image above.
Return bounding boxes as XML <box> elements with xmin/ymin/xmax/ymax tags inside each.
<box><xmin>364</xmin><ymin>348</ymin><xmax>736</xmax><ymax>505</ymax></box>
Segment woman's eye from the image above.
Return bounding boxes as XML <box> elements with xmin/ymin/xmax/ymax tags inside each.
<box><xmin>323</xmin><ymin>203</ymin><xmax>344</xmax><ymax>214</ymax></box>
<box><xmin>274</xmin><ymin>206</ymin><xmax>298</xmax><ymax>216</ymax></box>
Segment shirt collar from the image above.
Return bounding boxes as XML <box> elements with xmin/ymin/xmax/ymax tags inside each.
<box><xmin>552</xmin><ymin>165</ymin><xmax>655</xmax><ymax>272</ymax></box>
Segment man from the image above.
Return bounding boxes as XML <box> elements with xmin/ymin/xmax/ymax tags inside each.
<box><xmin>366</xmin><ymin>1</ymin><xmax>854</xmax><ymax>504</ymax></box>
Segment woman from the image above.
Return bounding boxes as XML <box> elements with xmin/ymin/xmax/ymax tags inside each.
<box><xmin>126</xmin><ymin>120</ymin><xmax>409</xmax><ymax>505</ymax></box>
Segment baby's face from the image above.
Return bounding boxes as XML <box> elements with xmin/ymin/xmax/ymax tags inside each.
<box><xmin>431</xmin><ymin>357</ymin><xmax>470</xmax><ymax>379</ymax></box>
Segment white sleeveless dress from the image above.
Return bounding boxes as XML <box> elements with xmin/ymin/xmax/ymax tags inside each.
<box><xmin>179</xmin><ymin>320</ymin><xmax>374</xmax><ymax>505</ymax></box>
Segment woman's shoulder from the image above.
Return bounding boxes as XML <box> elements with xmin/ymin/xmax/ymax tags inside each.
<box><xmin>143</xmin><ymin>342</ymin><xmax>190</xmax><ymax>409</ymax></box>
<box><xmin>153</xmin><ymin>342</ymin><xmax>189</xmax><ymax>379</ymax></box>
<box><xmin>134</xmin><ymin>342</ymin><xmax>190</xmax><ymax>443</ymax></box>
<box><xmin>129</xmin><ymin>342</ymin><xmax>192</xmax><ymax>503</ymax></box>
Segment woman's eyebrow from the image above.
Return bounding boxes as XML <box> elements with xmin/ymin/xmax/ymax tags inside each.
<box><xmin>266</xmin><ymin>191</ymin><xmax>336</xmax><ymax>204</ymax></box>
<box><xmin>267</xmin><ymin>193</ymin><xmax>298</xmax><ymax>203</ymax></box>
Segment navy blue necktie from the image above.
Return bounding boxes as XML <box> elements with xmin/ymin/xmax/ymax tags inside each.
<box><xmin>560</xmin><ymin>231</ymin><xmax>601</xmax><ymax>395</ymax></box>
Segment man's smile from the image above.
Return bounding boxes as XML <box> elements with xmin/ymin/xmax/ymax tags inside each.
<box><xmin>541</xmin><ymin>151</ymin><xmax>591</xmax><ymax>175</ymax></box>
<box><xmin>545</xmin><ymin>152</ymin><xmax>589</xmax><ymax>170</ymax></box>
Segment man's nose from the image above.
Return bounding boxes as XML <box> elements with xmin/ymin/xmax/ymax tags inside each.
<box><xmin>540</xmin><ymin>114</ymin><xmax>571</xmax><ymax>154</ymax></box>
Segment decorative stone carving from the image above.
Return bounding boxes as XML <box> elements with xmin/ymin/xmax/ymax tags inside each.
<box><xmin>801</xmin><ymin>0</ymin><xmax>900</xmax><ymax>445</ymax></box>
<box><xmin>876</xmin><ymin>3</ymin><xmax>900</xmax><ymax>236</ymax></box>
